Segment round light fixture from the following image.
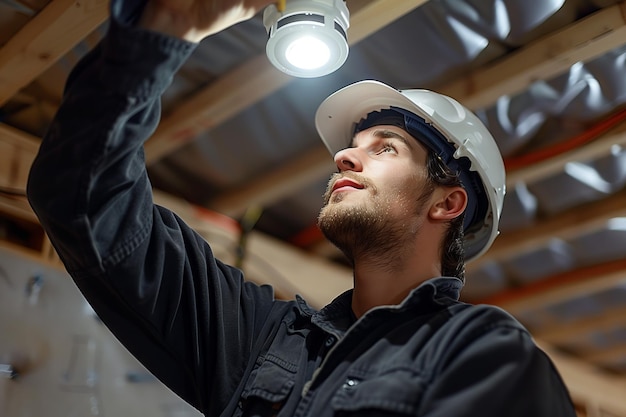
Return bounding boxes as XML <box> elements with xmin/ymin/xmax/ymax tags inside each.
<box><xmin>263</xmin><ymin>0</ymin><xmax>350</xmax><ymax>78</ymax></box>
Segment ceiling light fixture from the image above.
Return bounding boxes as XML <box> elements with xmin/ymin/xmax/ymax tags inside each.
<box><xmin>263</xmin><ymin>0</ymin><xmax>350</xmax><ymax>78</ymax></box>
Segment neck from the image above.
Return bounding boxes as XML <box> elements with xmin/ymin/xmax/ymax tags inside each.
<box><xmin>350</xmin><ymin>232</ymin><xmax>442</xmax><ymax>318</ymax></box>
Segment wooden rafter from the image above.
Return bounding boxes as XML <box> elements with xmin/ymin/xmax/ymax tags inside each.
<box><xmin>584</xmin><ymin>344</ymin><xmax>626</xmax><ymax>365</ymax></box>
<box><xmin>0</xmin><ymin>123</ymin><xmax>40</xmax><ymax>222</ymax></box>
<box><xmin>210</xmin><ymin>146</ymin><xmax>335</xmax><ymax>216</ymax></box>
<box><xmin>534</xmin><ymin>305</ymin><xmax>626</xmax><ymax>344</ymax></box>
<box><xmin>481</xmin><ymin>258</ymin><xmax>626</xmax><ymax>316</ymax></box>
<box><xmin>0</xmin><ymin>0</ymin><xmax>109</xmax><ymax>106</ymax></box>
<box><xmin>505</xmin><ymin>120</ymin><xmax>626</xmax><ymax>187</ymax></box>
<box><xmin>471</xmin><ymin>192</ymin><xmax>626</xmax><ymax>269</ymax></box>
<box><xmin>439</xmin><ymin>2</ymin><xmax>626</xmax><ymax>108</ymax></box>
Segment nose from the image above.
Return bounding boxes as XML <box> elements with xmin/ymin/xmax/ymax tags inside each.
<box><xmin>334</xmin><ymin>147</ymin><xmax>363</xmax><ymax>172</ymax></box>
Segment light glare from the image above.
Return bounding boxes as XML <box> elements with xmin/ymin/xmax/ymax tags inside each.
<box><xmin>285</xmin><ymin>36</ymin><xmax>330</xmax><ymax>70</ymax></box>
<box><xmin>263</xmin><ymin>1</ymin><xmax>350</xmax><ymax>77</ymax></box>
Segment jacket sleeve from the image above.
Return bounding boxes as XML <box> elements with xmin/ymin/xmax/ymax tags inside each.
<box><xmin>26</xmin><ymin>3</ymin><xmax>278</xmax><ymax>415</ymax></box>
<box><xmin>418</xmin><ymin>306</ymin><xmax>577</xmax><ymax>417</ymax></box>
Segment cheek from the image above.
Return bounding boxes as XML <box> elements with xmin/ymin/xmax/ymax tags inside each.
<box><xmin>385</xmin><ymin>170</ymin><xmax>429</xmax><ymax>213</ymax></box>
<box><xmin>387</xmin><ymin>165</ymin><xmax>426</xmax><ymax>196</ymax></box>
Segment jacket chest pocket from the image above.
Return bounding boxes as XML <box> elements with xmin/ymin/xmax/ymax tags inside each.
<box><xmin>331</xmin><ymin>368</ymin><xmax>427</xmax><ymax>416</ymax></box>
<box><xmin>238</xmin><ymin>357</ymin><xmax>296</xmax><ymax>417</ymax></box>
<box><xmin>236</xmin><ymin>321</ymin><xmax>308</xmax><ymax>417</ymax></box>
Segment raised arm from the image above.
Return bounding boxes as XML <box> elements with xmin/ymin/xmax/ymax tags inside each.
<box><xmin>27</xmin><ymin>0</ymin><xmax>277</xmax><ymax>414</ymax></box>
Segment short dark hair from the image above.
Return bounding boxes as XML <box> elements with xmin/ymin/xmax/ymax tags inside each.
<box><xmin>425</xmin><ymin>150</ymin><xmax>466</xmax><ymax>281</ymax></box>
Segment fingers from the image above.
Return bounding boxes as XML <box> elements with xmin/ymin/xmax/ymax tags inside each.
<box><xmin>139</xmin><ymin>0</ymin><xmax>276</xmax><ymax>42</ymax></box>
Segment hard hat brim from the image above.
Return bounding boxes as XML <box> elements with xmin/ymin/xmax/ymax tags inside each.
<box><xmin>315</xmin><ymin>80</ymin><xmax>419</xmax><ymax>155</ymax></box>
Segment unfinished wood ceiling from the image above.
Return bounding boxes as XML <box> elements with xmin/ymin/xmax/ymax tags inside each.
<box><xmin>1</xmin><ymin>1</ymin><xmax>626</xmax><ymax>416</ymax></box>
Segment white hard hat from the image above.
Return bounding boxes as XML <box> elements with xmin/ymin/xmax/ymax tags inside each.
<box><xmin>315</xmin><ymin>80</ymin><xmax>506</xmax><ymax>262</ymax></box>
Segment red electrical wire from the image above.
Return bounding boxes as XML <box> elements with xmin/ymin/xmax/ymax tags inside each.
<box><xmin>503</xmin><ymin>107</ymin><xmax>626</xmax><ymax>170</ymax></box>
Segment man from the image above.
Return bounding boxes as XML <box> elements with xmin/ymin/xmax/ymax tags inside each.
<box><xmin>27</xmin><ymin>0</ymin><xmax>577</xmax><ymax>416</ymax></box>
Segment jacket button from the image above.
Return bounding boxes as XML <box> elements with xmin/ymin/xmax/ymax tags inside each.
<box><xmin>343</xmin><ymin>378</ymin><xmax>359</xmax><ymax>390</ymax></box>
<box><xmin>325</xmin><ymin>336</ymin><xmax>335</xmax><ymax>347</ymax></box>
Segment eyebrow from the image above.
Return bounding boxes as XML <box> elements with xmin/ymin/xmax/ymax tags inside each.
<box><xmin>371</xmin><ymin>128</ymin><xmax>414</xmax><ymax>149</ymax></box>
<box><xmin>350</xmin><ymin>127</ymin><xmax>416</xmax><ymax>151</ymax></box>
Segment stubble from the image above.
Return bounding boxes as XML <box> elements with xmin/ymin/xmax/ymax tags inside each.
<box><xmin>317</xmin><ymin>172</ymin><xmax>433</xmax><ymax>268</ymax></box>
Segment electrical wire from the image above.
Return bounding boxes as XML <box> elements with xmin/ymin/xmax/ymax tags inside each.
<box><xmin>504</xmin><ymin>107</ymin><xmax>626</xmax><ymax>170</ymax></box>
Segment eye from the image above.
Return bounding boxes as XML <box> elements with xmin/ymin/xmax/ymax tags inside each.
<box><xmin>377</xmin><ymin>143</ymin><xmax>397</xmax><ymax>155</ymax></box>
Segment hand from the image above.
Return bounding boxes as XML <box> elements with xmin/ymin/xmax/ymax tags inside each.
<box><xmin>139</xmin><ymin>0</ymin><xmax>275</xmax><ymax>43</ymax></box>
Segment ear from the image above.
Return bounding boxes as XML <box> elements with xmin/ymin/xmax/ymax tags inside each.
<box><xmin>429</xmin><ymin>187</ymin><xmax>468</xmax><ymax>222</ymax></box>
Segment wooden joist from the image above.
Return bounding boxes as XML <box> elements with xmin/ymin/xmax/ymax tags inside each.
<box><xmin>439</xmin><ymin>2</ymin><xmax>626</xmax><ymax>109</ymax></box>
<box><xmin>0</xmin><ymin>0</ymin><xmax>109</xmax><ymax>106</ymax></box>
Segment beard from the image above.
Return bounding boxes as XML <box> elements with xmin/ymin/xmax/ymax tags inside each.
<box><xmin>317</xmin><ymin>172</ymin><xmax>433</xmax><ymax>267</ymax></box>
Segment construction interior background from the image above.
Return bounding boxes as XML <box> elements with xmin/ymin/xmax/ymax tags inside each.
<box><xmin>1</xmin><ymin>0</ymin><xmax>626</xmax><ymax>416</ymax></box>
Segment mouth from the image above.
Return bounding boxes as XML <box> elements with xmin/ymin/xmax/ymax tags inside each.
<box><xmin>331</xmin><ymin>177</ymin><xmax>365</xmax><ymax>194</ymax></box>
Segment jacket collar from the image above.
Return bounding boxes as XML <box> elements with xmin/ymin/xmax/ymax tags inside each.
<box><xmin>298</xmin><ymin>276</ymin><xmax>464</xmax><ymax>337</ymax></box>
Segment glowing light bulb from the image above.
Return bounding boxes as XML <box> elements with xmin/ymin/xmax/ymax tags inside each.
<box><xmin>285</xmin><ymin>36</ymin><xmax>331</xmax><ymax>69</ymax></box>
<box><xmin>263</xmin><ymin>0</ymin><xmax>350</xmax><ymax>78</ymax></box>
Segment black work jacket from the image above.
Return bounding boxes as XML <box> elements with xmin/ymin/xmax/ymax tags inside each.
<box><xmin>27</xmin><ymin>2</ymin><xmax>576</xmax><ymax>416</ymax></box>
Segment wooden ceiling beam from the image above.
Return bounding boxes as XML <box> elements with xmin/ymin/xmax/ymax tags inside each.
<box><xmin>209</xmin><ymin>146</ymin><xmax>335</xmax><ymax>217</ymax></box>
<box><xmin>0</xmin><ymin>123</ymin><xmax>41</xmax><ymax>222</ymax></box>
<box><xmin>472</xmin><ymin>191</ymin><xmax>626</xmax><ymax>269</ymax></box>
<box><xmin>0</xmin><ymin>122</ymin><xmax>39</xmax><ymax>153</ymax></box>
<box><xmin>505</xmin><ymin>120</ymin><xmax>626</xmax><ymax>187</ymax></box>
<box><xmin>0</xmin><ymin>123</ymin><xmax>38</xmax><ymax>188</ymax></box>
<box><xmin>439</xmin><ymin>2</ymin><xmax>626</xmax><ymax>109</ymax></box>
<box><xmin>0</xmin><ymin>0</ymin><xmax>109</xmax><ymax>106</ymax></box>
<box><xmin>584</xmin><ymin>344</ymin><xmax>626</xmax><ymax>365</ymax></box>
<box><xmin>143</xmin><ymin>0</ymin><xmax>427</xmax><ymax>164</ymax></box>
<box><xmin>535</xmin><ymin>305</ymin><xmax>626</xmax><ymax>344</ymax></box>
<box><xmin>481</xmin><ymin>258</ymin><xmax>626</xmax><ymax>316</ymax></box>
<box><xmin>345</xmin><ymin>0</ymin><xmax>428</xmax><ymax>45</ymax></box>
